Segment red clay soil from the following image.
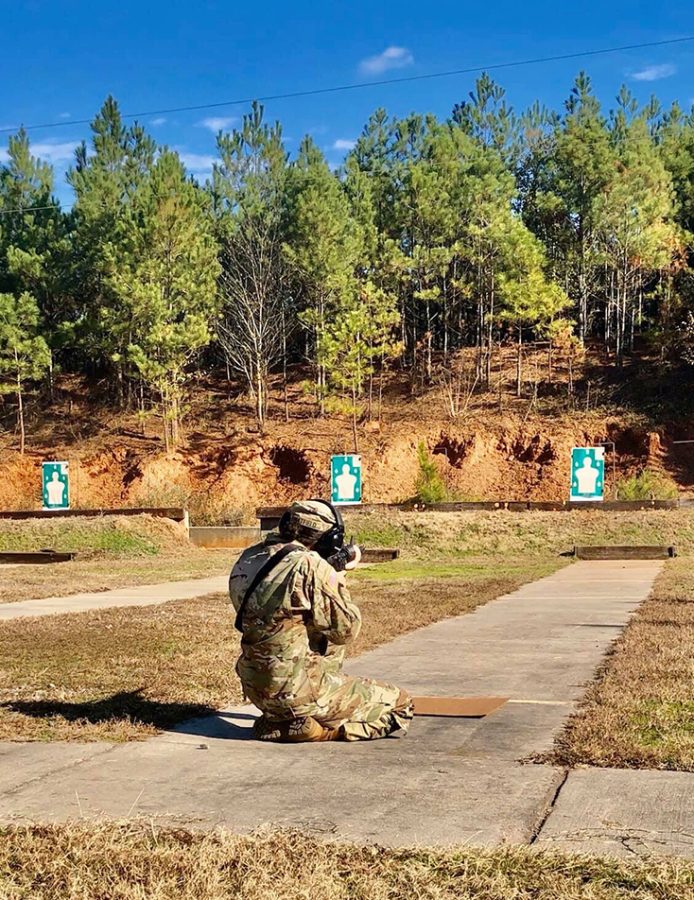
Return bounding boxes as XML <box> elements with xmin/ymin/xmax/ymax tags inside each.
<box><xmin>1</xmin><ymin>364</ymin><xmax>692</xmax><ymax>521</ymax></box>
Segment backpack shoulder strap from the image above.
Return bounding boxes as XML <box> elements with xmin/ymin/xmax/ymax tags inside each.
<box><xmin>234</xmin><ymin>542</ymin><xmax>303</xmax><ymax>633</ymax></box>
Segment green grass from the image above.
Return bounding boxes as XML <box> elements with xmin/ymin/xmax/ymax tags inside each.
<box><xmin>82</xmin><ymin>528</ymin><xmax>159</xmax><ymax>555</ymax></box>
<box><xmin>635</xmin><ymin>700</ymin><xmax>694</xmax><ymax>747</ymax></box>
<box><xmin>352</xmin><ymin>557</ymin><xmax>562</xmax><ymax>582</ymax></box>
<box><xmin>0</xmin><ymin>515</ymin><xmax>186</xmax><ymax>557</ymax></box>
<box><xmin>350</xmin><ymin>520</ymin><xmax>409</xmax><ymax>548</ymax></box>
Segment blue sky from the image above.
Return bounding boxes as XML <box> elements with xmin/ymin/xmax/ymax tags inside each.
<box><xmin>2</xmin><ymin>1</ymin><xmax>694</xmax><ymax>205</ymax></box>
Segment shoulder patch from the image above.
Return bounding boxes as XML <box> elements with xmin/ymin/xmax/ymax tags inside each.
<box><xmin>326</xmin><ymin>568</ymin><xmax>340</xmax><ymax>590</ymax></box>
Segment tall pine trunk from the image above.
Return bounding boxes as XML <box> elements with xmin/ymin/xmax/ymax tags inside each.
<box><xmin>16</xmin><ymin>376</ymin><xmax>25</xmax><ymax>456</ymax></box>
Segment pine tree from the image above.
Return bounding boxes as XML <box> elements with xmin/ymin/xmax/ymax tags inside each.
<box><xmin>285</xmin><ymin>137</ymin><xmax>364</xmax><ymax>410</ymax></box>
<box><xmin>67</xmin><ymin>97</ymin><xmax>156</xmax><ymax>395</ymax></box>
<box><xmin>0</xmin><ymin>291</ymin><xmax>51</xmax><ymax>453</ymax></box>
<box><xmin>453</xmin><ymin>73</ymin><xmax>519</xmax><ymax>163</ymax></box>
<box><xmin>0</xmin><ymin>129</ymin><xmax>68</xmax><ymax>343</ymax></box>
<box><xmin>596</xmin><ymin>116</ymin><xmax>681</xmax><ymax>361</ymax></box>
<box><xmin>496</xmin><ymin>222</ymin><xmax>570</xmax><ymax>395</ymax></box>
<box><xmin>553</xmin><ymin>73</ymin><xmax>614</xmax><ymax>340</ymax></box>
<box><xmin>107</xmin><ymin>150</ymin><xmax>220</xmax><ymax>450</ymax></box>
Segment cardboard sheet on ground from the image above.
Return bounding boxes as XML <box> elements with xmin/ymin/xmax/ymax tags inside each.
<box><xmin>412</xmin><ymin>696</ymin><xmax>508</xmax><ymax>717</ymax></box>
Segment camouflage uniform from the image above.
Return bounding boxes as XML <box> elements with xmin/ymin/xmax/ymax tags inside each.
<box><xmin>229</xmin><ymin>513</ymin><xmax>412</xmax><ymax>741</ymax></box>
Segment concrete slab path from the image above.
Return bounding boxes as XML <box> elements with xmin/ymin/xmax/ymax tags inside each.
<box><xmin>2</xmin><ymin>560</ymin><xmax>692</xmax><ymax>858</ymax></box>
<box><xmin>0</xmin><ymin>575</ymin><xmax>228</xmax><ymax>621</ymax></box>
<box><xmin>537</xmin><ymin>767</ymin><xmax>694</xmax><ymax>859</ymax></box>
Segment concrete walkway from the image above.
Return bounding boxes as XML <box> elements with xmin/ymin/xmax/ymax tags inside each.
<box><xmin>0</xmin><ymin>575</ymin><xmax>229</xmax><ymax>621</ymax></box>
<box><xmin>1</xmin><ymin>561</ymin><xmax>692</xmax><ymax>858</ymax></box>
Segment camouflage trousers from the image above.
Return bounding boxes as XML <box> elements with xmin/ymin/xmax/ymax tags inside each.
<box><xmin>312</xmin><ymin>671</ymin><xmax>414</xmax><ymax>740</ymax></box>
<box><xmin>243</xmin><ymin>644</ymin><xmax>414</xmax><ymax>741</ymax></box>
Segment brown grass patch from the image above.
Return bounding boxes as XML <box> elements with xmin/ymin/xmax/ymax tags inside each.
<box><xmin>550</xmin><ymin>558</ymin><xmax>694</xmax><ymax>771</ymax></box>
<box><xmin>0</xmin><ymin>549</ymin><xmax>232</xmax><ymax>604</ymax></box>
<box><xmin>0</xmin><ymin>557</ymin><xmax>553</xmax><ymax>741</ymax></box>
<box><xmin>0</xmin><ymin>824</ymin><xmax>692</xmax><ymax>899</ymax></box>
<box><xmin>349</xmin><ymin>508</ymin><xmax>694</xmax><ymax>558</ymax></box>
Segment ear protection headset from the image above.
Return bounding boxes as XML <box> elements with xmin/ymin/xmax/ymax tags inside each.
<box><xmin>310</xmin><ymin>499</ymin><xmax>345</xmax><ymax>559</ymax></box>
<box><xmin>278</xmin><ymin>499</ymin><xmax>345</xmax><ymax>560</ymax></box>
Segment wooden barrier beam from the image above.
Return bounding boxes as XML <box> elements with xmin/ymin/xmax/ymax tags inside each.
<box><xmin>574</xmin><ymin>545</ymin><xmax>676</xmax><ymax>560</ymax></box>
<box><xmin>0</xmin><ymin>507</ymin><xmax>188</xmax><ymax>522</ymax></box>
<box><xmin>0</xmin><ymin>550</ymin><xmax>75</xmax><ymax>564</ymax></box>
<box><xmin>257</xmin><ymin>499</ymin><xmax>680</xmax><ymax>523</ymax></box>
<box><xmin>361</xmin><ymin>548</ymin><xmax>399</xmax><ymax>563</ymax></box>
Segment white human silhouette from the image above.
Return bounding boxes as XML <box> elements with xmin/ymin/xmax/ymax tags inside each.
<box><xmin>46</xmin><ymin>471</ymin><xmax>65</xmax><ymax>506</ymax></box>
<box><xmin>335</xmin><ymin>463</ymin><xmax>357</xmax><ymax>501</ymax></box>
<box><xmin>576</xmin><ymin>456</ymin><xmax>599</xmax><ymax>495</ymax></box>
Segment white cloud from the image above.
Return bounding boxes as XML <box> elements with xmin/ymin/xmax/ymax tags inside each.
<box><xmin>332</xmin><ymin>138</ymin><xmax>356</xmax><ymax>151</ymax></box>
<box><xmin>632</xmin><ymin>63</ymin><xmax>676</xmax><ymax>82</ymax></box>
<box><xmin>198</xmin><ymin>116</ymin><xmax>236</xmax><ymax>132</ymax></box>
<box><xmin>359</xmin><ymin>46</ymin><xmax>413</xmax><ymax>75</ymax></box>
<box><xmin>151</xmin><ymin>116</ymin><xmax>167</xmax><ymax>126</ymax></box>
<box><xmin>59</xmin><ymin>112</ymin><xmax>71</xmax><ymax>120</ymax></box>
<box><xmin>0</xmin><ymin>138</ymin><xmax>77</xmax><ymax>168</ymax></box>
<box><xmin>31</xmin><ymin>140</ymin><xmax>78</xmax><ymax>164</ymax></box>
<box><xmin>178</xmin><ymin>151</ymin><xmax>217</xmax><ymax>183</ymax></box>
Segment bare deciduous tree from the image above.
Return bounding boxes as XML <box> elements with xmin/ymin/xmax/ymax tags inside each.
<box><xmin>217</xmin><ymin>218</ymin><xmax>293</xmax><ymax>426</ymax></box>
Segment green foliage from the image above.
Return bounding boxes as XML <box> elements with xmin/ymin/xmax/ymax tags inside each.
<box><xmin>0</xmin><ymin>291</ymin><xmax>51</xmax><ymax>452</ymax></box>
<box><xmin>108</xmin><ymin>150</ymin><xmax>220</xmax><ymax>449</ymax></box>
<box><xmin>0</xmin><ymin>292</ymin><xmax>50</xmax><ymax>388</ymax></box>
<box><xmin>286</xmin><ymin>138</ymin><xmax>402</xmax><ymax>422</ymax></box>
<box><xmin>414</xmin><ymin>442</ymin><xmax>448</xmax><ymax>503</ymax></box>
<box><xmin>3</xmin><ymin>74</ymin><xmax>694</xmax><ymax>431</ymax></box>
<box><xmin>0</xmin><ymin>129</ymin><xmax>68</xmax><ymax>331</ymax></box>
<box><xmin>615</xmin><ymin>469</ymin><xmax>679</xmax><ymax>501</ymax></box>
<box><xmin>67</xmin><ymin>97</ymin><xmax>157</xmax><ymax>381</ymax></box>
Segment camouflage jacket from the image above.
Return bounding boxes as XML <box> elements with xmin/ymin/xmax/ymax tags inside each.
<box><xmin>229</xmin><ymin>533</ymin><xmax>362</xmax><ymax>717</ymax></box>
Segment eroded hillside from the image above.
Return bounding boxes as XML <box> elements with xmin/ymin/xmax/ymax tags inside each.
<box><xmin>1</xmin><ymin>349</ymin><xmax>693</xmax><ymax>521</ymax></box>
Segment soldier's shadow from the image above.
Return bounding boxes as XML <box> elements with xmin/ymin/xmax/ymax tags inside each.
<box><xmin>172</xmin><ymin>708</ymin><xmax>257</xmax><ymax>742</ymax></box>
<box><xmin>3</xmin><ymin>691</ymin><xmax>257</xmax><ymax>742</ymax></box>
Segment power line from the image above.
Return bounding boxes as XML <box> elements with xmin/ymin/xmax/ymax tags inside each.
<box><xmin>2</xmin><ymin>35</ymin><xmax>693</xmax><ymax>135</ymax></box>
<box><xmin>0</xmin><ymin>203</ymin><xmax>63</xmax><ymax>215</ymax></box>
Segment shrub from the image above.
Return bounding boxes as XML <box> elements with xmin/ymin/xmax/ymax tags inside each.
<box><xmin>414</xmin><ymin>441</ymin><xmax>448</xmax><ymax>503</ymax></box>
<box><xmin>615</xmin><ymin>469</ymin><xmax>679</xmax><ymax>501</ymax></box>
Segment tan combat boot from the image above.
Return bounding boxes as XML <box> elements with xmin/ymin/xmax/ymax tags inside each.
<box><xmin>253</xmin><ymin>714</ymin><xmax>340</xmax><ymax>743</ymax></box>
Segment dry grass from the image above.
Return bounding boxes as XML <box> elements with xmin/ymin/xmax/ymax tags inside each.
<box><xmin>348</xmin><ymin>509</ymin><xmax>694</xmax><ymax>557</ymax></box>
<box><xmin>0</xmin><ymin>824</ymin><xmax>692</xmax><ymax>900</ymax></box>
<box><xmin>551</xmin><ymin>558</ymin><xmax>694</xmax><ymax>771</ymax></box>
<box><xmin>0</xmin><ymin>556</ymin><xmax>553</xmax><ymax>742</ymax></box>
<box><xmin>0</xmin><ymin>549</ymin><xmax>232</xmax><ymax>604</ymax></box>
<box><xmin>0</xmin><ymin>516</ymin><xmax>233</xmax><ymax>603</ymax></box>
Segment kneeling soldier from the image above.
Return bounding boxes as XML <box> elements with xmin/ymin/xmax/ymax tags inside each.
<box><xmin>229</xmin><ymin>500</ymin><xmax>413</xmax><ymax>742</ymax></box>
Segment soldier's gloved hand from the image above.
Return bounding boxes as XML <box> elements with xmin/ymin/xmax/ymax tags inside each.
<box><xmin>327</xmin><ymin>544</ymin><xmax>362</xmax><ymax>572</ymax></box>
